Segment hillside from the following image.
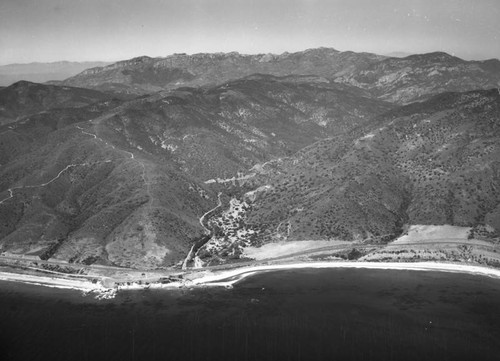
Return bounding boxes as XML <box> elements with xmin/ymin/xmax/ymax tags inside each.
<box><xmin>194</xmin><ymin>89</ymin><xmax>500</xmax><ymax>265</ymax></box>
<box><xmin>91</xmin><ymin>74</ymin><xmax>393</xmax><ymax>180</ymax></box>
<box><xmin>0</xmin><ymin>81</ymin><xmax>116</xmax><ymax>125</ymax></box>
<box><xmin>0</xmin><ymin>76</ymin><xmax>393</xmax><ymax>268</ymax></box>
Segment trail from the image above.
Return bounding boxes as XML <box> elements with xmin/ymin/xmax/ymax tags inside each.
<box><xmin>137</xmin><ymin>161</ymin><xmax>153</xmax><ymax>212</ymax></box>
<box><xmin>0</xmin><ymin>161</ymin><xmax>112</xmax><ymax>206</ymax></box>
<box><xmin>1</xmin><ymin>117</ymin><xmax>138</xmax><ymax>207</ymax></box>
<box><xmin>1</xmin><ymin>126</ymin><xmax>105</xmax><ymax>205</ymax></box>
<box><xmin>202</xmin><ymin>156</ymin><xmax>292</xmax><ymax>185</ymax></box>
<box><xmin>75</xmin><ymin>124</ymin><xmax>115</xmax><ymax>149</ymax></box>
<box><xmin>75</xmin><ymin>122</ymin><xmax>152</xmax><ymax>208</ymax></box>
<box><xmin>204</xmin><ymin>174</ymin><xmax>255</xmax><ymax>184</ymax></box>
<box><xmin>75</xmin><ymin>125</ymin><xmax>97</xmax><ymax>139</ymax></box>
<box><xmin>1</xmin><ymin>119</ymin><xmax>119</xmax><ymax>206</ymax></box>
<box><xmin>0</xmin><ymin>189</ymin><xmax>14</xmax><ymax>205</ymax></box>
<box><xmin>24</xmin><ymin>163</ymin><xmax>87</xmax><ymax>188</ymax></box>
<box><xmin>199</xmin><ymin>192</ymin><xmax>223</xmax><ymax>234</ymax></box>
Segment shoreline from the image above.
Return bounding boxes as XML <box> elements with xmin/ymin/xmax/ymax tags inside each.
<box><xmin>180</xmin><ymin>261</ymin><xmax>500</xmax><ymax>289</ymax></box>
<box><xmin>2</xmin><ymin>260</ymin><xmax>500</xmax><ymax>298</ymax></box>
<box><xmin>0</xmin><ymin>270</ymin><xmax>118</xmax><ymax>299</ymax></box>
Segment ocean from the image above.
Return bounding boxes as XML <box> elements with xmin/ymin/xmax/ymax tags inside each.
<box><xmin>1</xmin><ymin>268</ymin><xmax>500</xmax><ymax>361</ymax></box>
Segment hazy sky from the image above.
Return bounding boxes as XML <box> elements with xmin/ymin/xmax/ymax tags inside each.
<box><xmin>1</xmin><ymin>0</ymin><xmax>499</xmax><ymax>65</ymax></box>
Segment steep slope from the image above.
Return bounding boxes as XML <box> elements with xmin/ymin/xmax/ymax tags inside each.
<box><xmin>0</xmin><ymin>76</ymin><xmax>393</xmax><ymax>268</ymax></box>
<box><xmin>0</xmin><ymin>81</ymin><xmax>116</xmax><ymax>125</ymax></box>
<box><xmin>0</xmin><ymin>112</ymin><xmax>211</xmax><ymax>269</ymax></box>
<box><xmin>195</xmin><ymin>89</ymin><xmax>500</xmax><ymax>264</ymax></box>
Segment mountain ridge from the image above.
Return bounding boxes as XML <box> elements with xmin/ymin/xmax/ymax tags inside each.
<box><xmin>0</xmin><ymin>80</ymin><xmax>117</xmax><ymax>125</ymax></box>
<box><xmin>61</xmin><ymin>48</ymin><xmax>500</xmax><ymax>104</ymax></box>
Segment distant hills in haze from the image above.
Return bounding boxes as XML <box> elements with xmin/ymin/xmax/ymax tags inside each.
<box><xmin>0</xmin><ymin>61</ymin><xmax>111</xmax><ymax>86</ymax></box>
<box><xmin>0</xmin><ymin>47</ymin><xmax>499</xmax><ymax>269</ymax></box>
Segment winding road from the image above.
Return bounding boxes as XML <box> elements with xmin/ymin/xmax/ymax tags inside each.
<box><xmin>75</xmin><ymin>122</ymin><xmax>153</xmax><ymax>209</ymax></box>
<box><xmin>199</xmin><ymin>192</ymin><xmax>223</xmax><ymax>233</ymax></box>
<box><xmin>0</xmin><ymin>162</ymin><xmax>103</xmax><ymax>205</ymax></box>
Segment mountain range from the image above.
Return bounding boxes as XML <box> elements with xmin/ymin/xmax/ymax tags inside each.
<box><xmin>59</xmin><ymin>48</ymin><xmax>500</xmax><ymax>104</ymax></box>
<box><xmin>0</xmin><ymin>48</ymin><xmax>499</xmax><ymax>269</ymax></box>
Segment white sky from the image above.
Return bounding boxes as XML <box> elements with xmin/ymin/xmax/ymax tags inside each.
<box><xmin>1</xmin><ymin>0</ymin><xmax>499</xmax><ymax>64</ymax></box>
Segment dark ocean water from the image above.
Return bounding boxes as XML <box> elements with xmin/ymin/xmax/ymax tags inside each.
<box><xmin>1</xmin><ymin>268</ymin><xmax>500</xmax><ymax>361</ymax></box>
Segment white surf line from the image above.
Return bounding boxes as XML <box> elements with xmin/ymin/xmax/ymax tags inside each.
<box><xmin>0</xmin><ymin>271</ymin><xmax>117</xmax><ymax>299</ymax></box>
<box><xmin>199</xmin><ymin>192</ymin><xmax>222</xmax><ymax>233</ymax></box>
<box><xmin>186</xmin><ymin>261</ymin><xmax>500</xmax><ymax>289</ymax></box>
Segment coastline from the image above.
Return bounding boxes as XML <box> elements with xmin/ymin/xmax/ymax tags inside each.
<box><xmin>181</xmin><ymin>261</ymin><xmax>500</xmax><ymax>288</ymax></box>
<box><xmin>0</xmin><ymin>270</ymin><xmax>117</xmax><ymax>299</ymax></box>
<box><xmin>2</xmin><ymin>260</ymin><xmax>500</xmax><ymax>298</ymax></box>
